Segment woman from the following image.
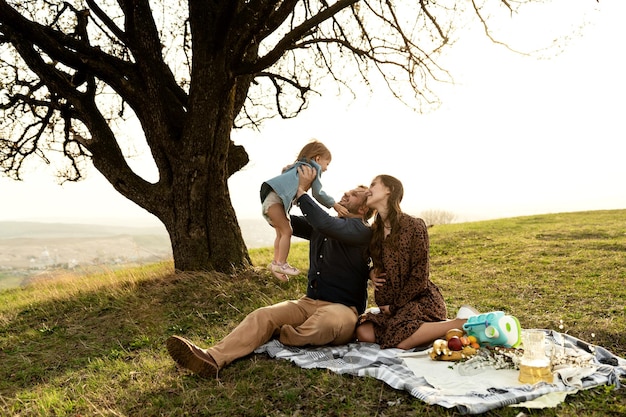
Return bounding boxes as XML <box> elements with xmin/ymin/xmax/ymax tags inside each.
<box><xmin>356</xmin><ymin>175</ymin><xmax>476</xmax><ymax>349</ymax></box>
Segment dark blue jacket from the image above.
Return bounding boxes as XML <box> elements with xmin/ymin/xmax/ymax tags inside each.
<box><xmin>291</xmin><ymin>194</ymin><xmax>372</xmax><ymax>314</ymax></box>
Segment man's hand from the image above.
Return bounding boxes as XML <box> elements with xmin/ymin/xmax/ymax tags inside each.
<box><xmin>370</xmin><ymin>269</ymin><xmax>387</xmax><ymax>290</ymax></box>
<box><xmin>296</xmin><ymin>165</ymin><xmax>317</xmax><ymax>198</ymax></box>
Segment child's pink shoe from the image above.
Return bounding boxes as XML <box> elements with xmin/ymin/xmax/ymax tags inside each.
<box><xmin>267</xmin><ymin>262</ymin><xmax>289</xmax><ymax>282</ymax></box>
<box><xmin>271</xmin><ymin>262</ymin><xmax>300</xmax><ymax>276</ymax></box>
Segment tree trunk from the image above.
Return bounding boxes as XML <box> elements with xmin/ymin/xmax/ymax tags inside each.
<box><xmin>165</xmin><ymin>194</ymin><xmax>251</xmax><ymax>273</ymax></box>
<box><xmin>156</xmin><ymin>65</ymin><xmax>252</xmax><ymax>272</ymax></box>
<box><xmin>160</xmin><ymin>145</ymin><xmax>251</xmax><ymax>273</ymax></box>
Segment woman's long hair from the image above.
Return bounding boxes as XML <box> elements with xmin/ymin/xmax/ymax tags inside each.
<box><xmin>369</xmin><ymin>175</ymin><xmax>404</xmax><ymax>270</ymax></box>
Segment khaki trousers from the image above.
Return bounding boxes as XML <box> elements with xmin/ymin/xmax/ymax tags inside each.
<box><xmin>208</xmin><ymin>296</ymin><xmax>358</xmax><ymax>368</ymax></box>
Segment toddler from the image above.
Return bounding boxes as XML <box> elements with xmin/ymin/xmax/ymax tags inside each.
<box><xmin>260</xmin><ymin>140</ymin><xmax>348</xmax><ymax>281</ymax></box>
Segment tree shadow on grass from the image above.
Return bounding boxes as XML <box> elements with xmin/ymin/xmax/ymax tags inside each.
<box><xmin>0</xmin><ymin>269</ymin><xmax>283</xmax><ymax>392</ymax></box>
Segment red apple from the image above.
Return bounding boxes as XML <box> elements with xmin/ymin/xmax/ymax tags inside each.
<box><xmin>447</xmin><ymin>336</ymin><xmax>463</xmax><ymax>351</ymax></box>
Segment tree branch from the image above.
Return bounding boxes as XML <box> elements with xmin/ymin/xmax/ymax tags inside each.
<box><xmin>236</xmin><ymin>0</ymin><xmax>359</xmax><ymax>74</ymax></box>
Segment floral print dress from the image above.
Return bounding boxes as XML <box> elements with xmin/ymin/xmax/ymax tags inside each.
<box><xmin>359</xmin><ymin>213</ymin><xmax>447</xmax><ymax>349</ymax></box>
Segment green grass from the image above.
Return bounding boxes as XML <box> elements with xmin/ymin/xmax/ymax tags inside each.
<box><xmin>1</xmin><ymin>210</ymin><xmax>624</xmax><ymax>416</ymax></box>
<box><xmin>0</xmin><ymin>272</ymin><xmax>24</xmax><ymax>291</ymax></box>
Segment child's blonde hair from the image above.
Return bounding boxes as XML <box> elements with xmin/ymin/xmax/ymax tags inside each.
<box><xmin>297</xmin><ymin>140</ymin><xmax>331</xmax><ymax>162</ymax></box>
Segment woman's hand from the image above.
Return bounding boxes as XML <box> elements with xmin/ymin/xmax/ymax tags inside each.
<box><xmin>370</xmin><ymin>269</ymin><xmax>386</xmax><ymax>290</ymax></box>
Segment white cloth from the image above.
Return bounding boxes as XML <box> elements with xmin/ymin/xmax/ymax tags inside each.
<box><xmin>402</xmin><ymin>354</ymin><xmax>524</xmax><ymax>394</ymax></box>
<box><xmin>402</xmin><ymin>353</ymin><xmax>567</xmax><ymax>409</ymax></box>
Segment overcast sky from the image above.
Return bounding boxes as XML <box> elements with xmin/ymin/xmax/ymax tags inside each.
<box><xmin>1</xmin><ymin>0</ymin><xmax>624</xmax><ymax>227</ymax></box>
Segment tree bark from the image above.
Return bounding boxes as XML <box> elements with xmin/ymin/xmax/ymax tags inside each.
<box><xmin>165</xmin><ymin>178</ymin><xmax>251</xmax><ymax>272</ymax></box>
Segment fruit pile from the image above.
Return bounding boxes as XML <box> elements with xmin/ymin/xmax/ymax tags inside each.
<box><xmin>429</xmin><ymin>328</ymin><xmax>480</xmax><ymax>361</ymax></box>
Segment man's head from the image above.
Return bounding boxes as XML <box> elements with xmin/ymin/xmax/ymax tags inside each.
<box><xmin>296</xmin><ymin>165</ymin><xmax>373</xmax><ymax>220</ymax></box>
<box><xmin>338</xmin><ymin>186</ymin><xmax>375</xmax><ymax>221</ymax></box>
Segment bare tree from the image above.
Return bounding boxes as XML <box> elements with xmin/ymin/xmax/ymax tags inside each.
<box><xmin>419</xmin><ymin>209</ymin><xmax>457</xmax><ymax>227</ymax></box>
<box><xmin>0</xmin><ymin>0</ymin><xmax>574</xmax><ymax>272</ymax></box>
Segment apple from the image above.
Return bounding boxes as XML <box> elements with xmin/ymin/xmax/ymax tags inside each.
<box><xmin>447</xmin><ymin>336</ymin><xmax>463</xmax><ymax>351</ymax></box>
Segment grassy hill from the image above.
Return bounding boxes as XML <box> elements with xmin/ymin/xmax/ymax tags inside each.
<box><xmin>1</xmin><ymin>210</ymin><xmax>624</xmax><ymax>416</ymax></box>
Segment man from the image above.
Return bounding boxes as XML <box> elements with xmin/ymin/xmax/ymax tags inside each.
<box><xmin>166</xmin><ymin>166</ymin><xmax>373</xmax><ymax>378</ymax></box>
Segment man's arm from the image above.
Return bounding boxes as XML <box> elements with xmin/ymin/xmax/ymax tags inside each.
<box><xmin>290</xmin><ymin>164</ymin><xmax>316</xmax><ymax>241</ymax></box>
<box><xmin>295</xmin><ymin>164</ymin><xmax>371</xmax><ymax>245</ymax></box>
<box><xmin>291</xmin><ymin>215</ymin><xmax>313</xmax><ymax>240</ymax></box>
<box><xmin>298</xmin><ymin>195</ymin><xmax>370</xmax><ymax>243</ymax></box>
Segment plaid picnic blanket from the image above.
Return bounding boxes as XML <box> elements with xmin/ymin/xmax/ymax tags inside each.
<box><xmin>254</xmin><ymin>329</ymin><xmax>626</xmax><ymax>415</ymax></box>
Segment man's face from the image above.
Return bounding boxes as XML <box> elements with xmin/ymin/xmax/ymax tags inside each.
<box><xmin>338</xmin><ymin>187</ymin><xmax>368</xmax><ymax>214</ymax></box>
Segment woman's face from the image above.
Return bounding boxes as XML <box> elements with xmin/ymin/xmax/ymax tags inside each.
<box><xmin>366</xmin><ymin>177</ymin><xmax>390</xmax><ymax>209</ymax></box>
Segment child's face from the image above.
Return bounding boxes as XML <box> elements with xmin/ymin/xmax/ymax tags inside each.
<box><xmin>316</xmin><ymin>155</ymin><xmax>331</xmax><ymax>172</ymax></box>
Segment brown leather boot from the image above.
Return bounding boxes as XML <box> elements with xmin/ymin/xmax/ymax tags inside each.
<box><xmin>166</xmin><ymin>335</ymin><xmax>219</xmax><ymax>378</ymax></box>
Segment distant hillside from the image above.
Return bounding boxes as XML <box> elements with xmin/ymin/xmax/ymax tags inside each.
<box><xmin>0</xmin><ymin>221</ymin><xmax>168</xmax><ymax>239</ymax></box>
<box><xmin>0</xmin><ymin>219</ymin><xmax>277</xmax><ymax>247</ymax></box>
<box><xmin>0</xmin><ymin>222</ymin><xmax>172</xmax><ymax>289</ymax></box>
<box><xmin>0</xmin><ymin>219</ymin><xmax>279</xmax><ymax>289</ymax></box>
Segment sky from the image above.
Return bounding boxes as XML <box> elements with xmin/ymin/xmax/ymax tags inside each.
<box><xmin>1</xmin><ymin>0</ymin><xmax>624</xmax><ymax>228</ymax></box>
